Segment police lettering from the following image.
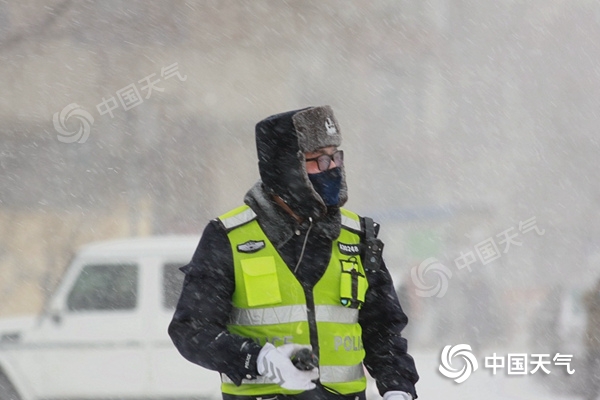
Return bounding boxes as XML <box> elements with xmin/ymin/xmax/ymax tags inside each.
<box><xmin>333</xmin><ymin>335</ymin><xmax>363</xmax><ymax>351</ymax></box>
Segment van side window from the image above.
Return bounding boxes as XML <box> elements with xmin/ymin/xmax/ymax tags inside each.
<box><xmin>163</xmin><ymin>263</ymin><xmax>185</xmax><ymax>309</ymax></box>
<box><xmin>67</xmin><ymin>264</ymin><xmax>138</xmax><ymax>311</ymax></box>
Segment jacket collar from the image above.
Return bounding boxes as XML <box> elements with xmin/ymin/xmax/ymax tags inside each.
<box><xmin>244</xmin><ymin>181</ymin><xmax>341</xmax><ymax>249</ymax></box>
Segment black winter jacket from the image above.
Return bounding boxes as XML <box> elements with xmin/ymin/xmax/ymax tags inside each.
<box><xmin>168</xmin><ymin>186</ymin><xmax>419</xmax><ymax>398</ymax></box>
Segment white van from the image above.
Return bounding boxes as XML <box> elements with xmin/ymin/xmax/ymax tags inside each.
<box><xmin>0</xmin><ymin>236</ymin><xmax>222</xmax><ymax>400</ymax></box>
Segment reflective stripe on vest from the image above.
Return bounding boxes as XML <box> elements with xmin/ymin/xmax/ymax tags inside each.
<box><xmin>220</xmin><ymin>206</ymin><xmax>257</xmax><ymax>230</ymax></box>
<box><xmin>229</xmin><ymin>305</ymin><xmax>307</xmax><ymax>325</ymax></box>
<box><xmin>229</xmin><ymin>305</ymin><xmax>358</xmax><ymax>326</ymax></box>
<box><xmin>341</xmin><ymin>213</ymin><xmax>361</xmax><ymax>232</ymax></box>
<box><xmin>219</xmin><ymin>205</ymin><xmax>368</xmax><ymax>396</ymax></box>
<box><xmin>221</xmin><ymin>363</ymin><xmax>364</xmax><ymax>385</ymax></box>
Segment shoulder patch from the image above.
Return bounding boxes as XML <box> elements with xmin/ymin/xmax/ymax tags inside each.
<box><xmin>338</xmin><ymin>242</ymin><xmax>361</xmax><ymax>256</ymax></box>
<box><xmin>237</xmin><ymin>240</ymin><xmax>266</xmax><ymax>253</ymax></box>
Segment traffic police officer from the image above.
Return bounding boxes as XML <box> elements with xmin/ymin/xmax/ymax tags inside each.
<box><xmin>169</xmin><ymin>106</ymin><xmax>419</xmax><ymax>400</ymax></box>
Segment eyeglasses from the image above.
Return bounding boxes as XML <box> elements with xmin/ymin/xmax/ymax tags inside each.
<box><xmin>305</xmin><ymin>150</ymin><xmax>344</xmax><ymax>172</ymax></box>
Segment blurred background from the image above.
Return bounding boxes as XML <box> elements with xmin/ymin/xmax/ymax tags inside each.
<box><xmin>1</xmin><ymin>1</ymin><xmax>599</xmax><ymax>398</ymax></box>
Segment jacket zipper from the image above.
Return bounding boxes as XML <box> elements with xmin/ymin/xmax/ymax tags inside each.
<box><xmin>291</xmin><ymin>218</ymin><xmax>321</xmax><ymax>371</ymax></box>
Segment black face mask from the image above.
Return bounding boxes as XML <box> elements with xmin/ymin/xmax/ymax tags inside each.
<box><xmin>308</xmin><ymin>167</ymin><xmax>342</xmax><ymax>207</ymax></box>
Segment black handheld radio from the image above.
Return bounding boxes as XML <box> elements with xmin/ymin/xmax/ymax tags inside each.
<box><xmin>292</xmin><ymin>348</ymin><xmax>319</xmax><ymax>371</ymax></box>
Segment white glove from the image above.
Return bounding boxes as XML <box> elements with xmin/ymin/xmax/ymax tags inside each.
<box><xmin>257</xmin><ymin>342</ymin><xmax>319</xmax><ymax>390</ymax></box>
<box><xmin>383</xmin><ymin>391</ymin><xmax>413</xmax><ymax>400</ymax></box>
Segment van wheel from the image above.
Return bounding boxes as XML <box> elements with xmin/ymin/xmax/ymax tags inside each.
<box><xmin>0</xmin><ymin>373</ymin><xmax>21</xmax><ymax>400</ymax></box>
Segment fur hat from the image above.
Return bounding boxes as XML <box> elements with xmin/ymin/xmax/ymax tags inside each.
<box><xmin>255</xmin><ymin>105</ymin><xmax>348</xmax><ymax>219</ymax></box>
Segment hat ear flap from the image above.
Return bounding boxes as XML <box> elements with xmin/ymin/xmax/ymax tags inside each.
<box><xmin>338</xmin><ymin>165</ymin><xmax>348</xmax><ymax>207</ymax></box>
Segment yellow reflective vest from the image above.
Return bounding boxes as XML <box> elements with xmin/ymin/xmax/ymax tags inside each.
<box><xmin>218</xmin><ymin>205</ymin><xmax>369</xmax><ymax>396</ymax></box>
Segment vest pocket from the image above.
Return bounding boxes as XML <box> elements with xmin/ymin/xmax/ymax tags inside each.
<box><xmin>241</xmin><ymin>256</ymin><xmax>282</xmax><ymax>306</ymax></box>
